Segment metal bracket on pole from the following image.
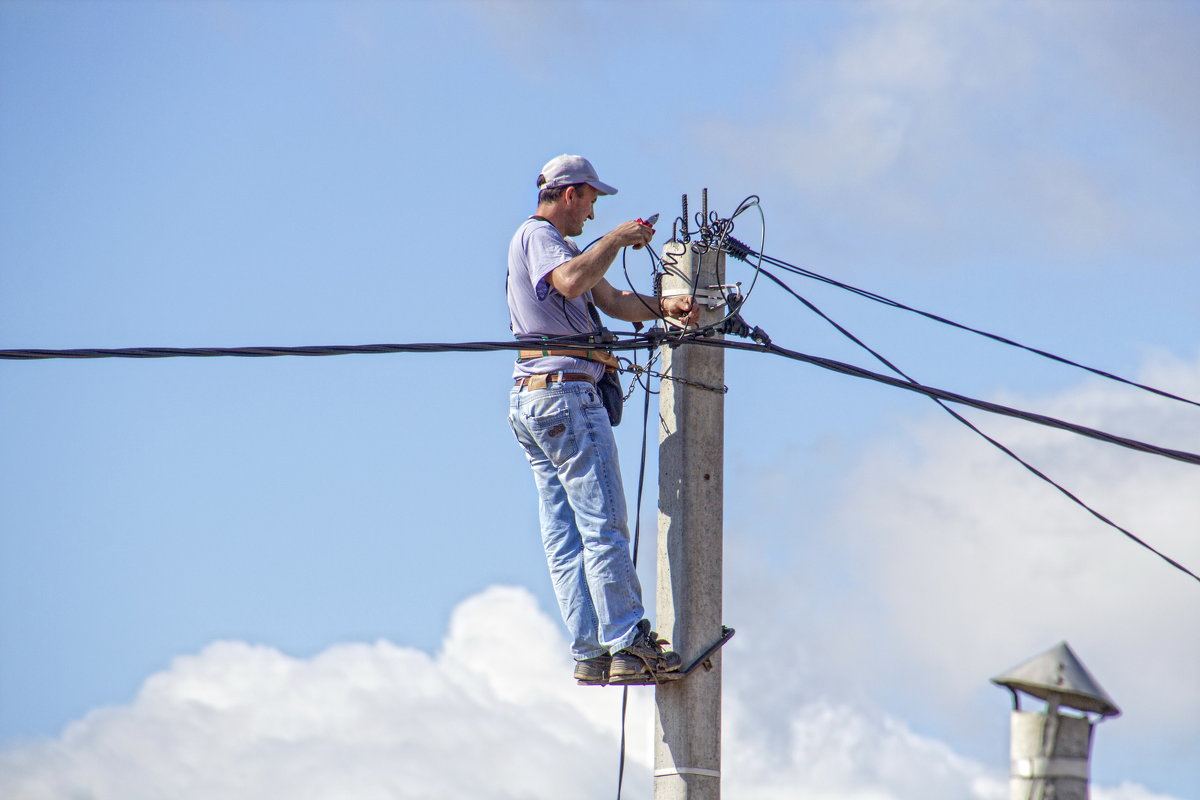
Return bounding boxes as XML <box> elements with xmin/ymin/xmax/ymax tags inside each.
<box><xmin>684</xmin><ymin>625</ymin><xmax>735</xmax><ymax>675</ymax></box>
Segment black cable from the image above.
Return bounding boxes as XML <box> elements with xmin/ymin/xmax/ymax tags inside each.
<box><xmin>4</xmin><ymin>336</ymin><xmax>1197</xmax><ymax>468</ymax></box>
<box><xmin>616</xmin><ymin>341</ymin><xmax>656</xmax><ymax>800</ymax></box>
<box><xmin>5</xmin><ymin>331</ymin><xmax>1197</xmax><ymax>580</ymax></box>
<box><xmin>618</xmin><ymin>216</ymin><xmax>1196</xmax><ymax>582</ymax></box>
<box><xmin>0</xmin><ymin>342</ymin><xmax>536</xmax><ymax>360</ymax></box>
<box><xmin>651</xmin><ymin>189</ymin><xmax>1198</xmax><ymax>579</ymax></box>
<box><xmin>619</xmin><ymin>242</ymin><xmax>666</xmax><ymax>323</ymax></box>
<box><xmin>0</xmin><ymin>339</ymin><xmax>623</xmax><ymax>361</ymax></box>
<box><xmin>690</xmin><ymin>335</ymin><xmax>1200</xmax><ymax>469</ymax></box>
<box><xmin>755</xmin><ymin>265</ymin><xmax>1200</xmax><ymax>584</ymax></box>
<box><xmin>724</xmin><ymin>238</ymin><xmax>1200</xmax><ymax>410</ymax></box>
<box><xmin>648</xmin><ymin>195</ymin><xmax>765</xmax><ymax>341</ymax></box>
<box><xmin>561</xmin><ymin>295</ymin><xmax>590</xmax><ymax>334</ymax></box>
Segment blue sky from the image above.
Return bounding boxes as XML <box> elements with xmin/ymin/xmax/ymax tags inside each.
<box><xmin>1</xmin><ymin>2</ymin><xmax>1197</xmax><ymax>798</ymax></box>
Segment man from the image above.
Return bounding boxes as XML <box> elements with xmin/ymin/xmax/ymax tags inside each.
<box><xmin>506</xmin><ymin>154</ymin><xmax>699</xmax><ymax>685</ymax></box>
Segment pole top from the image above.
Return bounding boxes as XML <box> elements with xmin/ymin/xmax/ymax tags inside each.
<box><xmin>991</xmin><ymin>641</ymin><xmax>1121</xmax><ymax>718</ymax></box>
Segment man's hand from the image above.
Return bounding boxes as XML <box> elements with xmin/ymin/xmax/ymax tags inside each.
<box><xmin>608</xmin><ymin>219</ymin><xmax>654</xmax><ymax>250</ymax></box>
<box><xmin>661</xmin><ymin>295</ymin><xmax>700</xmax><ymax>327</ymax></box>
<box><xmin>549</xmin><ymin>220</ymin><xmax>653</xmax><ymax>299</ymax></box>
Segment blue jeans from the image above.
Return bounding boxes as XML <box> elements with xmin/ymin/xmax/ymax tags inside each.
<box><xmin>508</xmin><ymin>380</ymin><xmax>644</xmax><ymax>660</ymax></box>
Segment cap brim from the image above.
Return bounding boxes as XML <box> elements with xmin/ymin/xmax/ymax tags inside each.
<box><xmin>587</xmin><ymin>179</ymin><xmax>618</xmax><ymax>196</ymax></box>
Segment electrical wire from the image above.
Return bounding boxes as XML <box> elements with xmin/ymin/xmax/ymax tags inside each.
<box><xmin>3</xmin><ymin>336</ymin><xmax>1196</xmax><ymax>466</ymax></box>
<box><xmin>692</xmin><ymin>335</ymin><xmax>1200</xmax><ymax>469</ymax></box>
<box><xmin>7</xmin><ymin>243</ymin><xmax>1199</xmax><ymax>586</ymax></box>
<box><xmin>615</xmin><ymin>352</ymin><xmax>655</xmax><ymax>800</ymax></box>
<box><xmin>753</xmin><ymin>265</ymin><xmax>1200</xmax><ymax>583</ymax></box>
<box><xmin>723</xmin><ymin>239</ymin><xmax>1200</xmax><ymax>410</ymax></box>
<box><xmin>620</xmin><ymin>241</ymin><xmax>667</xmax><ymax>324</ymax></box>
<box><xmin>701</xmin><ymin>194</ymin><xmax>1199</xmax><ymax>582</ymax></box>
<box><xmin>651</xmin><ymin>205</ymin><xmax>760</xmax><ymax>339</ymax></box>
<box><xmin>8</xmin><ymin>200</ymin><xmax>1197</xmax><ymax>800</ymax></box>
<box><xmin>8</xmin><ymin>329</ymin><xmax>1195</xmax><ymax>581</ymax></box>
<box><xmin>658</xmin><ymin>196</ymin><xmax>1199</xmax><ymax>580</ymax></box>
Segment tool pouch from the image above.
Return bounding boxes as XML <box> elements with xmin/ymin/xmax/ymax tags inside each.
<box><xmin>597</xmin><ymin>368</ymin><xmax>624</xmax><ymax>427</ymax></box>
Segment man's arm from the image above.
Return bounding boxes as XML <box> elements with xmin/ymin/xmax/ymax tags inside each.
<box><xmin>592</xmin><ymin>278</ymin><xmax>699</xmax><ymax>326</ymax></box>
<box><xmin>547</xmin><ymin>221</ymin><xmax>652</xmax><ymax>299</ymax></box>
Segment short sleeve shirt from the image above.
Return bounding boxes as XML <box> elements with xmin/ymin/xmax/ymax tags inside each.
<box><xmin>506</xmin><ymin>218</ymin><xmax>604</xmax><ymax>380</ymax></box>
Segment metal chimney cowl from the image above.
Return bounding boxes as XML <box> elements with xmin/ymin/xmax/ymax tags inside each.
<box><xmin>991</xmin><ymin>641</ymin><xmax>1121</xmax><ymax>718</ymax></box>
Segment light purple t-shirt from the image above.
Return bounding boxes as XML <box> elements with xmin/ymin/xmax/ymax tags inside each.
<box><xmin>507</xmin><ymin>218</ymin><xmax>605</xmax><ymax>380</ymax></box>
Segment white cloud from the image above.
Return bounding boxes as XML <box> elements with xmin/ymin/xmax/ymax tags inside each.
<box><xmin>700</xmin><ymin>1</ymin><xmax>1028</xmax><ymax>189</ymax></box>
<box><xmin>1095</xmin><ymin>784</ymin><xmax>1191</xmax><ymax>800</ymax></box>
<box><xmin>818</xmin><ymin>352</ymin><xmax>1200</xmax><ymax>777</ymax></box>
<box><xmin>0</xmin><ymin>587</ymin><xmax>643</xmax><ymax>800</ymax></box>
<box><xmin>715</xmin><ymin>352</ymin><xmax>1199</xmax><ymax>796</ymax></box>
<box><xmin>723</xmin><ymin>700</ymin><xmax>1006</xmax><ymax>800</ymax></box>
<box><xmin>1</xmin><ymin>576</ymin><xmax>1189</xmax><ymax>799</ymax></box>
<box><xmin>696</xmin><ymin>0</ymin><xmax>1198</xmax><ymax>261</ymax></box>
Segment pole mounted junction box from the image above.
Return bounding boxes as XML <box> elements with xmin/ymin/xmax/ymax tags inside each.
<box><xmin>658</xmin><ymin>241</ymin><xmax>729</xmax><ymax>320</ymax></box>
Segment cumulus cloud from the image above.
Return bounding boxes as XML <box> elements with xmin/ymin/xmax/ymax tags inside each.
<box><xmin>723</xmin><ymin>700</ymin><xmax>1006</xmax><ymax>800</ymax></box>
<box><xmin>0</xmin><ymin>587</ymin><xmax>642</xmax><ymax>800</ymax></box>
<box><xmin>1</xmin><ymin>579</ymin><xmax>1188</xmax><ymax>799</ymax></box>
<box><xmin>717</xmin><ymin>351</ymin><xmax>1199</xmax><ymax>796</ymax></box>
<box><xmin>7</xmin><ymin>357</ymin><xmax>1191</xmax><ymax>799</ymax></box>
<box><xmin>699</xmin><ymin>1</ymin><xmax>1028</xmax><ymax>185</ymax></box>
<box><xmin>837</xmin><ymin>353</ymin><xmax>1200</xmax><ymax>729</ymax></box>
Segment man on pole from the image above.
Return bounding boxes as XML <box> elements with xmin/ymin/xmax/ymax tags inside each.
<box><xmin>506</xmin><ymin>154</ymin><xmax>697</xmax><ymax>685</ymax></box>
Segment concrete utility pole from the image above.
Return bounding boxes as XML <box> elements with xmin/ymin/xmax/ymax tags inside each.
<box><xmin>654</xmin><ymin>238</ymin><xmax>727</xmax><ymax>800</ymax></box>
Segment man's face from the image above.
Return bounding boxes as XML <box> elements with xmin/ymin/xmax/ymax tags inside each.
<box><xmin>564</xmin><ymin>184</ymin><xmax>598</xmax><ymax>237</ymax></box>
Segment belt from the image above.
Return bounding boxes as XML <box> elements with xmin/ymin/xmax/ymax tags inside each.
<box><xmin>514</xmin><ymin>372</ymin><xmax>595</xmax><ymax>389</ymax></box>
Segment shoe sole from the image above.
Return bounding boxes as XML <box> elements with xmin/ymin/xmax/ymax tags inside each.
<box><xmin>608</xmin><ymin>671</ymin><xmax>685</xmax><ymax>685</ymax></box>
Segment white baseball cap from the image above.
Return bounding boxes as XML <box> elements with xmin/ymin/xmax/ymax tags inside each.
<box><xmin>536</xmin><ymin>154</ymin><xmax>618</xmax><ymax>195</ymax></box>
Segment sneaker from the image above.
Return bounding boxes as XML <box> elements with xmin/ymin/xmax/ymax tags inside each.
<box><xmin>574</xmin><ymin>654</ymin><xmax>611</xmax><ymax>685</ymax></box>
<box><xmin>609</xmin><ymin>620</ymin><xmax>683</xmax><ymax>681</ymax></box>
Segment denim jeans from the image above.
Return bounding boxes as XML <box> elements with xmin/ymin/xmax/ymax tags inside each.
<box><xmin>508</xmin><ymin>380</ymin><xmax>644</xmax><ymax>660</ymax></box>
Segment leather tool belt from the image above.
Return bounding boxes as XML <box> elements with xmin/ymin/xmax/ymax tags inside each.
<box><xmin>515</xmin><ymin>346</ymin><xmax>624</xmax><ymax>426</ymax></box>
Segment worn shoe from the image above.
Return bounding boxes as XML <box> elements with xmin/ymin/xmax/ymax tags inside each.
<box><xmin>574</xmin><ymin>654</ymin><xmax>612</xmax><ymax>685</ymax></box>
<box><xmin>609</xmin><ymin>620</ymin><xmax>683</xmax><ymax>681</ymax></box>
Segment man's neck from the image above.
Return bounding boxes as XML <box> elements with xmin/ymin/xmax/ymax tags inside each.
<box><xmin>534</xmin><ymin>204</ymin><xmax>569</xmax><ymax>236</ymax></box>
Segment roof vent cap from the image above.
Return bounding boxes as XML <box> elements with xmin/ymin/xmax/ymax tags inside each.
<box><xmin>991</xmin><ymin>641</ymin><xmax>1120</xmax><ymax>718</ymax></box>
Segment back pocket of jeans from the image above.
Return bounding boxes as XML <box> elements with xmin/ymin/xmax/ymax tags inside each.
<box><xmin>527</xmin><ymin>408</ymin><xmax>578</xmax><ymax>465</ymax></box>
